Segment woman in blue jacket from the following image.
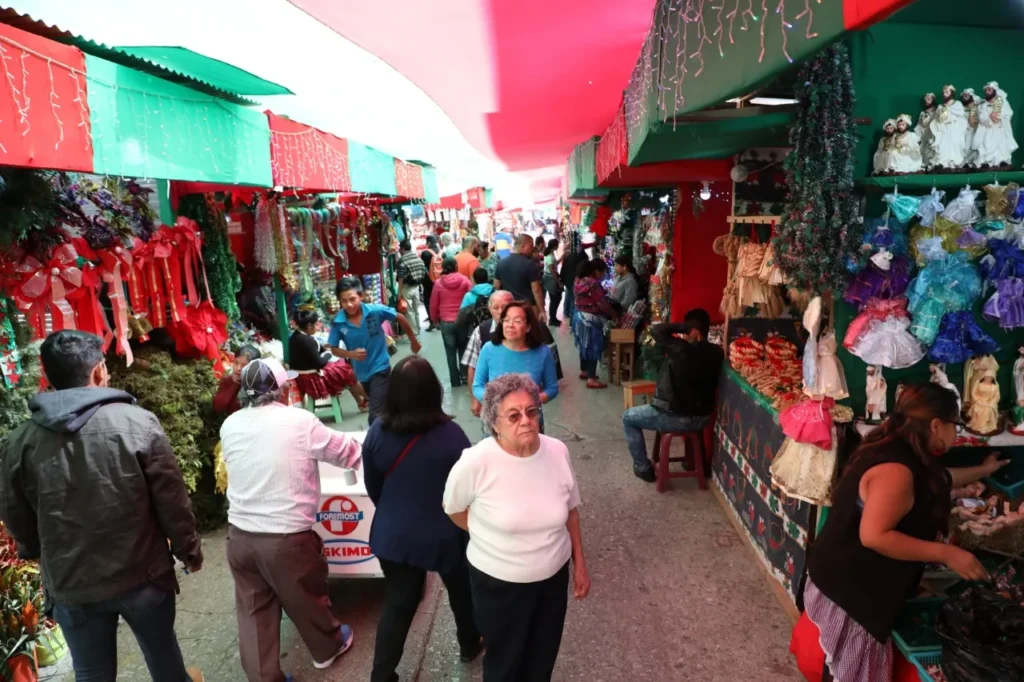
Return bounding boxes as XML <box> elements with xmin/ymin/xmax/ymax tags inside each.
<box><xmin>362</xmin><ymin>356</ymin><xmax>482</xmax><ymax>682</ymax></box>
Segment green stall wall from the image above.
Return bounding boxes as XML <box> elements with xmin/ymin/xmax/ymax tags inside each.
<box><xmin>839</xmin><ymin>22</ymin><xmax>1024</xmax><ymax>416</ymax></box>
<box><xmin>85</xmin><ymin>55</ymin><xmax>272</xmax><ymax>186</ymax></box>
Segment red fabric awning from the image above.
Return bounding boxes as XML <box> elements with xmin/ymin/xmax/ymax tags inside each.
<box><xmin>267</xmin><ymin>111</ymin><xmax>351</xmax><ymax>192</ymax></box>
<box><xmin>393</xmin><ymin>159</ymin><xmax>424</xmax><ymax>200</ymax></box>
<box><xmin>0</xmin><ymin>22</ymin><xmax>93</xmax><ymax>172</ymax></box>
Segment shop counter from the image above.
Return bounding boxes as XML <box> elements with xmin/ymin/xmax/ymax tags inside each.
<box><xmin>314</xmin><ymin>431</ymin><xmax>383</xmax><ymax>578</ymax></box>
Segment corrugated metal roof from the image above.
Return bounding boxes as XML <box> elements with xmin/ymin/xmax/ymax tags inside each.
<box><xmin>0</xmin><ymin>8</ymin><xmax>290</xmax><ymax>105</ymax></box>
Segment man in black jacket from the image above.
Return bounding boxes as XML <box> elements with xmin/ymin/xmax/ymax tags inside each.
<box><xmin>622</xmin><ymin>309</ymin><xmax>723</xmax><ymax>482</ymax></box>
<box><xmin>0</xmin><ymin>330</ymin><xmax>204</xmax><ymax>681</ymax></box>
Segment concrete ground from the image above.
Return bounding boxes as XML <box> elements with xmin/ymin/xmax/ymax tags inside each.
<box><xmin>45</xmin><ymin>319</ymin><xmax>801</xmax><ymax>682</ymax></box>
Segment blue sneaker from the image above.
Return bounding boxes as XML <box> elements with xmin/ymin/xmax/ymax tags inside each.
<box><xmin>313</xmin><ymin>624</ymin><xmax>354</xmax><ymax>670</ymax></box>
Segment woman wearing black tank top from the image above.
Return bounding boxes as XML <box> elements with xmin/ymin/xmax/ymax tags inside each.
<box><xmin>792</xmin><ymin>383</ymin><xmax>1007</xmax><ymax>682</ymax></box>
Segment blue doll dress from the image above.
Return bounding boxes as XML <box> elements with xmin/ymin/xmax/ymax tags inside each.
<box><xmin>907</xmin><ymin>252</ymin><xmax>983</xmax><ymax>346</ymax></box>
<box><xmin>917</xmin><ymin>188</ymin><xmax>946</xmax><ymax>228</ymax></box>
<box><xmin>863</xmin><ymin>215</ymin><xmax>909</xmax><ymax>255</ymax></box>
<box><xmin>980</xmin><ymin>239</ymin><xmax>1024</xmax><ymax>282</ymax></box>
<box><xmin>884</xmin><ymin>192</ymin><xmax>922</xmax><ymax>224</ymax></box>
<box><xmin>929</xmin><ymin>311</ymin><xmax>1000</xmax><ymax>364</ymax></box>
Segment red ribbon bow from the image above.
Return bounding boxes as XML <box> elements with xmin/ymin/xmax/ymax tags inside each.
<box><xmin>15</xmin><ymin>244</ymin><xmax>83</xmax><ymax>336</ymax></box>
<box><xmin>100</xmin><ymin>243</ymin><xmax>135</xmax><ymax>365</ymax></box>
<box><xmin>172</xmin><ymin>217</ymin><xmax>212</xmax><ymax>306</ymax></box>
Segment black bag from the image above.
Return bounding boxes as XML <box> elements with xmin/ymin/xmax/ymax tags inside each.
<box><xmin>937</xmin><ymin>586</ymin><xmax>1024</xmax><ymax>682</ymax></box>
<box><xmin>455</xmin><ymin>297</ymin><xmax>490</xmax><ymax>350</ymax></box>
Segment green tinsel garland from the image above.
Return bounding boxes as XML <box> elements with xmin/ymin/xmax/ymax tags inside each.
<box><xmin>0</xmin><ymin>305</ymin><xmax>41</xmax><ymax>442</ymax></box>
<box><xmin>178</xmin><ymin>195</ymin><xmax>242</xmax><ymax>321</ymax></box>
<box><xmin>772</xmin><ymin>43</ymin><xmax>862</xmax><ymax>295</ymax></box>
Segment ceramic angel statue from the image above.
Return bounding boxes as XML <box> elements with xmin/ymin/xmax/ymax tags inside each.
<box><xmin>973</xmin><ymin>81</ymin><xmax>1018</xmax><ymax>169</ymax></box>
<box><xmin>967</xmin><ymin>374</ymin><xmax>1001</xmax><ymax>436</ymax></box>
<box><xmin>873</xmin><ymin>119</ymin><xmax>898</xmax><ymax>174</ymax></box>
<box><xmin>931</xmin><ymin>84</ymin><xmax>969</xmax><ymax>170</ymax></box>
<box><xmin>961</xmin><ymin>88</ymin><xmax>982</xmax><ymax>167</ymax></box>
<box><xmin>893</xmin><ymin>115</ymin><xmax>924</xmax><ymax>174</ymax></box>
<box><xmin>930</xmin><ymin>363</ymin><xmax>962</xmax><ymax>413</ymax></box>
<box><xmin>865</xmin><ymin>365</ymin><xmax>887</xmax><ymax>423</ymax></box>
<box><xmin>1013</xmin><ymin>346</ymin><xmax>1024</xmax><ymax>434</ymax></box>
<box><xmin>916</xmin><ymin>93</ymin><xmax>938</xmax><ymax>169</ymax></box>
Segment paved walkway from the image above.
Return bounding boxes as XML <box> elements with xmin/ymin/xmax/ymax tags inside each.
<box><xmin>47</xmin><ymin>324</ymin><xmax>801</xmax><ymax>682</ymax></box>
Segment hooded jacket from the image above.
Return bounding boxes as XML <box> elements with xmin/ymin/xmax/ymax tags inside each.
<box><xmin>430</xmin><ymin>272</ymin><xmax>472</xmax><ymax>323</ymax></box>
<box><xmin>460</xmin><ymin>282</ymin><xmax>494</xmax><ymax>310</ymax></box>
<box><xmin>0</xmin><ymin>388</ymin><xmax>202</xmax><ymax>606</ymax></box>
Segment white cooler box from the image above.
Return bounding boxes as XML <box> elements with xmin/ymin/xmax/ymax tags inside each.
<box><xmin>314</xmin><ymin>431</ymin><xmax>383</xmax><ymax>578</ymax></box>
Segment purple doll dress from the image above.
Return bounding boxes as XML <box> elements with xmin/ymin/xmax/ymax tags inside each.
<box><xmin>983</xmin><ymin>277</ymin><xmax>1024</xmax><ymax>329</ymax></box>
<box><xmin>843</xmin><ymin>254</ymin><xmax>911</xmax><ymax>310</ymax></box>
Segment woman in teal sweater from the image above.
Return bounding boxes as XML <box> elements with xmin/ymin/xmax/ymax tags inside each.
<box><xmin>473</xmin><ymin>302</ymin><xmax>558</xmax><ymax>432</ymax></box>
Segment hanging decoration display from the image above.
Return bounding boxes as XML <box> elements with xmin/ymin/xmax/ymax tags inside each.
<box><xmin>773</xmin><ymin>42</ymin><xmax>862</xmax><ymax>296</ymax></box>
<box><xmin>267</xmin><ymin>112</ymin><xmax>352</xmax><ymax>193</ymax></box>
<box><xmin>178</xmin><ymin>194</ymin><xmax>241</xmax><ymax>322</ymax></box>
<box><xmin>0</xmin><ymin>298</ymin><xmax>23</xmax><ymax>389</ymax></box>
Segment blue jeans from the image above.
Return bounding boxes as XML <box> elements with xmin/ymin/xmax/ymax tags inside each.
<box><xmin>622</xmin><ymin>405</ymin><xmax>709</xmax><ymax>473</ymax></box>
<box><xmin>361</xmin><ymin>369</ymin><xmax>391</xmax><ymax>427</ymax></box>
<box><xmin>440</xmin><ymin>321</ymin><xmax>463</xmax><ymax>387</ymax></box>
<box><xmin>53</xmin><ymin>582</ymin><xmax>190</xmax><ymax>682</ymax></box>
<box><xmin>580</xmin><ymin>355</ymin><xmax>599</xmax><ymax>379</ymax></box>
<box><xmin>563</xmin><ymin>285</ymin><xmax>575</xmax><ymax>321</ymax></box>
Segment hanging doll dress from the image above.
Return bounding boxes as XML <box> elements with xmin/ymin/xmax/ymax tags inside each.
<box><xmin>930</xmin><ymin>310</ymin><xmax>1000</xmax><ymax>364</ymax></box>
<box><xmin>844</xmin><ymin>297</ymin><xmax>924</xmax><ymax>370</ymax></box>
<box><xmin>844</xmin><ymin>253</ymin><xmax>911</xmax><ymax>310</ymax></box>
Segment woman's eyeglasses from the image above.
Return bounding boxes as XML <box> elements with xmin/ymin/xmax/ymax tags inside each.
<box><xmin>503</xmin><ymin>407</ymin><xmax>540</xmax><ymax>424</ymax></box>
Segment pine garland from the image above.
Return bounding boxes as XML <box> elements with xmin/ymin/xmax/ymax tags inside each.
<box><xmin>178</xmin><ymin>195</ymin><xmax>242</xmax><ymax>321</ymax></box>
<box><xmin>772</xmin><ymin>43</ymin><xmax>862</xmax><ymax>295</ymax></box>
<box><xmin>0</xmin><ymin>306</ymin><xmax>41</xmax><ymax>442</ymax></box>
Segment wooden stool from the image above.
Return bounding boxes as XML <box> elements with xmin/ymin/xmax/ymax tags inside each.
<box><xmin>303</xmin><ymin>394</ymin><xmax>344</xmax><ymax>424</ymax></box>
<box><xmin>608</xmin><ymin>328</ymin><xmax>636</xmax><ymax>385</ymax></box>
<box><xmin>622</xmin><ymin>379</ymin><xmax>656</xmax><ymax>410</ymax></box>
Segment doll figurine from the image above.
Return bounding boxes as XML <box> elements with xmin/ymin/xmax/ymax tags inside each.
<box><xmin>892</xmin><ymin>115</ymin><xmax>924</xmax><ymax>174</ymax></box>
<box><xmin>964</xmin><ymin>355</ymin><xmax>1001</xmax><ymax>436</ymax></box>
<box><xmin>865</xmin><ymin>365</ymin><xmax>887</xmax><ymax>423</ymax></box>
<box><xmin>916</xmin><ymin>94</ymin><xmax>938</xmax><ymax>169</ymax></box>
<box><xmin>930</xmin><ymin>363</ymin><xmax>962</xmax><ymax>414</ymax></box>
<box><xmin>962</xmin><ymin>88</ymin><xmax>982</xmax><ymax>167</ymax></box>
<box><xmin>973</xmin><ymin>82</ymin><xmax>1018</xmax><ymax>169</ymax></box>
<box><xmin>1013</xmin><ymin>346</ymin><xmax>1024</xmax><ymax>434</ymax></box>
<box><xmin>931</xmin><ymin>84</ymin><xmax>969</xmax><ymax>170</ymax></box>
<box><xmin>873</xmin><ymin>119</ymin><xmax>897</xmax><ymax>175</ymax></box>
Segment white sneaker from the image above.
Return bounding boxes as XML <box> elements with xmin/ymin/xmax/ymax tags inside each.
<box><xmin>313</xmin><ymin>624</ymin><xmax>354</xmax><ymax>670</ymax></box>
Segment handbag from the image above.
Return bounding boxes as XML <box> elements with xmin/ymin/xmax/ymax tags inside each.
<box><xmin>384</xmin><ymin>435</ymin><xmax>421</xmax><ymax>477</ymax></box>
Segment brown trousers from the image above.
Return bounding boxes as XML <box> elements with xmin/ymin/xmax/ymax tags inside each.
<box><xmin>227</xmin><ymin>526</ymin><xmax>342</xmax><ymax>682</ymax></box>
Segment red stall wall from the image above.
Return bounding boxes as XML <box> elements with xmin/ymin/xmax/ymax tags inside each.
<box><xmin>671</xmin><ymin>183</ymin><xmax>729</xmax><ymax>323</ymax></box>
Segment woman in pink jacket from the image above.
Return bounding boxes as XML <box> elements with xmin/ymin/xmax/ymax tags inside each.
<box><xmin>430</xmin><ymin>257</ymin><xmax>472</xmax><ymax>387</ymax></box>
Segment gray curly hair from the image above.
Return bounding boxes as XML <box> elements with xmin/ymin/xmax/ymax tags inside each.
<box><xmin>481</xmin><ymin>373</ymin><xmax>542</xmax><ymax>436</ymax></box>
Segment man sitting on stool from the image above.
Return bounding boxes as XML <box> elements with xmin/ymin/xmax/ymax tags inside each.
<box><xmin>622</xmin><ymin>309</ymin><xmax>723</xmax><ymax>482</ymax></box>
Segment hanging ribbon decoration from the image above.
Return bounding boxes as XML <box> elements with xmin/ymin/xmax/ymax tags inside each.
<box><xmin>68</xmin><ymin>261</ymin><xmax>113</xmax><ymax>350</ymax></box>
<box><xmin>99</xmin><ymin>244</ymin><xmax>135</xmax><ymax>365</ymax></box>
<box><xmin>150</xmin><ymin>227</ymin><xmax>185</xmax><ymax>325</ymax></box>
<box><xmin>172</xmin><ymin>217</ymin><xmax>212</xmax><ymax>306</ymax></box>
<box><xmin>13</xmin><ymin>244</ymin><xmax>84</xmax><ymax>337</ymax></box>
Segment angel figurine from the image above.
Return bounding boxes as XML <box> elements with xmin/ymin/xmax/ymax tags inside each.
<box><xmin>930</xmin><ymin>363</ymin><xmax>962</xmax><ymax>414</ymax></box>
<box><xmin>961</xmin><ymin>88</ymin><xmax>982</xmax><ymax>167</ymax></box>
<box><xmin>1013</xmin><ymin>345</ymin><xmax>1024</xmax><ymax>434</ymax></box>
<box><xmin>931</xmin><ymin>84</ymin><xmax>969</xmax><ymax>170</ymax></box>
<box><xmin>973</xmin><ymin>81</ymin><xmax>1018</xmax><ymax>169</ymax></box>
<box><xmin>865</xmin><ymin>365</ymin><xmax>887</xmax><ymax>423</ymax></box>
<box><xmin>892</xmin><ymin>115</ymin><xmax>924</xmax><ymax>174</ymax></box>
<box><xmin>873</xmin><ymin>119</ymin><xmax>897</xmax><ymax>175</ymax></box>
<box><xmin>916</xmin><ymin>93</ymin><xmax>938</xmax><ymax>169</ymax></box>
<box><xmin>964</xmin><ymin>355</ymin><xmax>1001</xmax><ymax>436</ymax></box>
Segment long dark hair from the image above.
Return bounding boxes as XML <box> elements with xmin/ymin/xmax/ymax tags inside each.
<box><xmin>490</xmin><ymin>301</ymin><xmax>545</xmax><ymax>349</ymax></box>
<box><xmin>845</xmin><ymin>382</ymin><xmax>960</xmax><ymax>532</ymax></box>
<box><xmin>614</xmin><ymin>254</ymin><xmax>637</xmax><ymax>276</ymax></box>
<box><xmin>544</xmin><ymin>238</ymin><xmax>559</xmax><ymax>257</ymax></box>
<box><xmin>378</xmin><ymin>356</ymin><xmax>451</xmax><ymax>435</ymax></box>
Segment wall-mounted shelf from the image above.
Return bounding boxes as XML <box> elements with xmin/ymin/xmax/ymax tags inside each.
<box><xmin>726</xmin><ymin>215</ymin><xmax>782</xmax><ymax>225</ymax></box>
<box><xmin>858</xmin><ymin>171</ymin><xmax>1024</xmax><ymax>192</ymax></box>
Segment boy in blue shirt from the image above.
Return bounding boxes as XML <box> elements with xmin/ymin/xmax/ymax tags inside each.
<box><xmin>326</xmin><ymin>277</ymin><xmax>421</xmax><ymax>425</ymax></box>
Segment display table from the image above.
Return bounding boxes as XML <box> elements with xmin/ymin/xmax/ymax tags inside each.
<box><xmin>314</xmin><ymin>431</ymin><xmax>383</xmax><ymax>578</ymax></box>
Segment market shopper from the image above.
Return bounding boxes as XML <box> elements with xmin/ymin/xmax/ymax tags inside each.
<box><xmin>494</xmin><ymin>233</ymin><xmax>547</xmax><ymax>322</ymax></box>
<box><xmin>456</xmin><ymin>236</ymin><xmax>481</xmax><ymax>279</ymax></box>
<box><xmin>0</xmin><ymin>330</ymin><xmax>205</xmax><ymax>682</ymax></box>
<box><xmin>289</xmin><ymin>309</ymin><xmax>369</xmax><ymax>410</ymax></box>
<box><xmin>543</xmin><ymin>238</ymin><xmax>564</xmax><ymax>326</ymax></box>
<box><xmin>442</xmin><ymin>232</ymin><xmax>460</xmax><ymax>259</ymax></box>
<box><xmin>611</xmin><ymin>254</ymin><xmax>641</xmax><ymax>312</ymax></box>
<box><xmin>560</xmin><ymin>237</ymin><xmax>592</xmax><ymax>323</ymax></box>
<box><xmin>461</xmin><ymin>267</ymin><xmax>494</xmax><ymax>310</ymax></box>
<box><xmin>430</xmin><ymin>257</ymin><xmax>473</xmax><ymax>387</ymax></box>
<box><xmin>221</xmin><ymin>358</ymin><xmax>362</xmax><ymax>682</ymax></box>
<box><xmin>327</xmin><ymin>276</ymin><xmax>421</xmax><ymax>425</ymax></box>
<box><xmin>363</xmin><ymin>356</ymin><xmax>482</xmax><ymax>682</ymax></box>
<box><xmin>473</xmin><ymin>301</ymin><xmax>558</xmax><ymax>432</ymax></box>
<box><xmin>397</xmin><ymin>239</ymin><xmax>427</xmax><ymax>335</ymax></box>
<box><xmin>622</xmin><ymin>309</ymin><xmax>723</xmax><ymax>482</ymax></box>
<box><xmin>464</xmin><ymin>290</ymin><xmax>515</xmax><ymax>417</ymax></box>
<box><xmin>479</xmin><ymin>241</ymin><xmax>499</xmax><ymax>280</ymax></box>
<box><xmin>421</xmin><ymin>235</ymin><xmax>440</xmax><ymax>332</ymax></box>
<box><xmin>444</xmin><ymin>373</ymin><xmax>589</xmax><ymax>682</ymax></box>
<box><xmin>572</xmin><ymin>257</ymin><xmax>619</xmax><ymax>389</ymax></box>
<box><xmin>214</xmin><ymin>344</ymin><xmax>262</xmax><ymax>415</ymax></box>
<box><xmin>791</xmin><ymin>383</ymin><xmax>1008</xmax><ymax>682</ymax></box>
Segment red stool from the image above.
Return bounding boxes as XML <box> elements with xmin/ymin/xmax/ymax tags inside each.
<box><xmin>652</xmin><ymin>417</ymin><xmax>716</xmax><ymax>493</ymax></box>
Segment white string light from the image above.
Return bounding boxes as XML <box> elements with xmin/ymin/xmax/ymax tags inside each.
<box><xmin>46</xmin><ymin>58</ymin><xmax>63</xmax><ymax>149</ymax></box>
<box><xmin>0</xmin><ymin>41</ymin><xmax>31</xmax><ymax>139</ymax></box>
<box><xmin>69</xmin><ymin>70</ymin><xmax>90</xmax><ymax>151</ymax></box>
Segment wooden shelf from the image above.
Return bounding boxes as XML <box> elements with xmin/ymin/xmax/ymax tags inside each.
<box><xmin>726</xmin><ymin>215</ymin><xmax>782</xmax><ymax>225</ymax></box>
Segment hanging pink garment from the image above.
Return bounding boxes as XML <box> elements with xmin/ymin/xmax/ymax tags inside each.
<box><xmin>779</xmin><ymin>397</ymin><xmax>836</xmax><ymax>449</ymax></box>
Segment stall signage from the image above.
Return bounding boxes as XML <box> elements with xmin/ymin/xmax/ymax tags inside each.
<box><xmin>316</xmin><ymin>496</ymin><xmax>364</xmax><ymax>535</ymax></box>
<box><xmin>322</xmin><ymin>539</ymin><xmax>375</xmax><ymax>565</ymax></box>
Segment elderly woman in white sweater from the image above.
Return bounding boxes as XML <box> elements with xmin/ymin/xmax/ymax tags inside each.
<box><xmin>443</xmin><ymin>373</ymin><xmax>590</xmax><ymax>682</ymax></box>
